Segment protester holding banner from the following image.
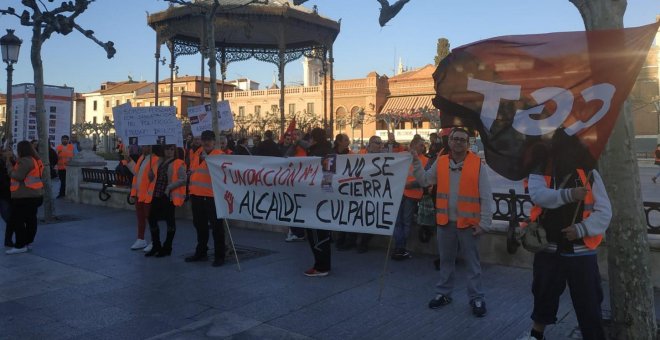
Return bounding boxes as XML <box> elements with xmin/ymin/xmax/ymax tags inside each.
<box><xmin>303</xmin><ymin>127</ymin><xmax>335</xmax><ymax>277</ymax></box>
<box><xmin>125</xmin><ymin>145</ymin><xmax>159</xmax><ymax>251</ymax></box>
<box><xmin>392</xmin><ymin>138</ymin><xmax>428</xmax><ymax>261</ymax></box>
<box><xmin>333</xmin><ymin>133</ymin><xmax>358</xmax><ymax>251</ymax></box>
<box><xmin>652</xmin><ymin>144</ymin><xmax>660</xmax><ymax>184</ymax></box>
<box><xmin>145</xmin><ymin>145</ymin><xmax>186</xmax><ymax>258</ymax></box>
<box><xmin>410</xmin><ymin>127</ymin><xmax>492</xmax><ymax>317</ymax></box>
<box><xmin>4</xmin><ymin>141</ymin><xmax>44</xmax><ymax>255</ymax></box>
<box><xmin>217</xmin><ymin>135</ymin><xmax>233</xmax><ymax>155</ymax></box>
<box><xmin>55</xmin><ymin>135</ymin><xmax>74</xmax><ymax>198</ymax></box>
<box><xmin>522</xmin><ymin>131</ymin><xmax>612</xmax><ymax>340</ymax></box>
<box><xmin>186</xmin><ymin>130</ymin><xmax>226</xmax><ymax>267</ymax></box>
<box><xmin>284</xmin><ymin>128</ymin><xmax>310</xmax><ymax>242</ymax></box>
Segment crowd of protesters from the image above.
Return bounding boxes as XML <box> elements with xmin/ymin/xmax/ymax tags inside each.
<box><xmin>1</xmin><ymin>126</ymin><xmax>612</xmax><ymax>339</ymax></box>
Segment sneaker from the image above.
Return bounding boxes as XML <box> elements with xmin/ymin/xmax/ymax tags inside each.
<box><xmin>428</xmin><ymin>294</ymin><xmax>452</xmax><ymax>309</ymax></box>
<box><xmin>470</xmin><ymin>298</ymin><xmax>487</xmax><ymax>317</ymax></box>
<box><xmin>185</xmin><ymin>253</ymin><xmax>208</xmax><ymax>262</ymax></box>
<box><xmin>130</xmin><ymin>239</ymin><xmax>147</xmax><ymax>250</ymax></box>
<box><xmin>143</xmin><ymin>242</ymin><xmax>153</xmax><ymax>253</ymax></box>
<box><xmin>285</xmin><ymin>234</ymin><xmax>305</xmax><ymax>242</ymax></box>
<box><xmin>653</xmin><ymin>176</ymin><xmax>657</xmax><ymax>184</ymax></box>
<box><xmin>392</xmin><ymin>249</ymin><xmax>412</xmax><ymax>261</ymax></box>
<box><xmin>304</xmin><ymin>268</ymin><xmax>329</xmax><ymax>277</ymax></box>
<box><xmin>5</xmin><ymin>247</ymin><xmax>28</xmax><ymax>255</ymax></box>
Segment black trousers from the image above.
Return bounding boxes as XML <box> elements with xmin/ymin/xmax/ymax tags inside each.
<box><xmin>306</xmin><ymin>228</ymin><xmax>331</xmax><ymax>272</ymax></box>
<box><xmin>58</xmin><ymin>170</ymin><xmax>66</xmax><ymax>196</ymax></box>
<box><xmin>531</xmin><ymin>251</ymin><xmax>605</xmax><ymax>340</ymax></box>
<box><xmin>10</xmin><ymin>196</ymin><xmax>43</xmax><ymax>248</ymax></box>
<box><xmin>148</xmin><ymin>196</ymin><xmax>176</xmax><ymax>243</ymax></box>
<box><xmin>190</xmin><ymin>195</ymin><xmax>225</xmax><ymax>260</ymax></box>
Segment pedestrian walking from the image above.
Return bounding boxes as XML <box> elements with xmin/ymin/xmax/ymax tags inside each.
<box><xmin>125</xmin><ymin>145</ymin><xmax>159</xmax><ymax>251</ymax></box>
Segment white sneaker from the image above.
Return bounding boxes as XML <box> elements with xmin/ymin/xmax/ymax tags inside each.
<box><xmin>131</xmin><ymin>239</ymin><xmax>147</xmax><ymax>250</ymax></box>
<box><xmin>285</xmin><ymin>234</ymin><xmax>305</xmax><ymax>242</ymax></box>
<box><xmin>5</xmin><ymin>247</ymin><xmax>28</xmax><ymax>255</ymax></box>
<box><xmin>143</xmin><ymin>242</ymin><xmax>153</xmax><ymax>253</ymax></box>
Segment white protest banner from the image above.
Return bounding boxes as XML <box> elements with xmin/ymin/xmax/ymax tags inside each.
<box><xmin>112</xmin><ymin>102</ymin><xmax>132</xmax><ymax>142</ymax></box>
<box><xmin>187</xmin><ymin>101</ymin><xmax>234</xmax><ymax>136</ymax></box>
<box><xmin>207</xmin><ymin>153</ymin><xmax>411</xmax><ymax>236</ymax></box>
<box><xmin>122</xmin><ymin>106</ymin><xmax>183</xmax><ymax>146</ymax></box>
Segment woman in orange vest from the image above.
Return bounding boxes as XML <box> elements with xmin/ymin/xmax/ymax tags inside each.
<box><xmin>392</xmin><ymin>138</ymin><xmax>428</xmax><ymax>260</ymax></box>
<box><xmin>4</xmin><ymin>141</ymin><xmax>44</xmax><ymax>254</ymax></box>
<box><xmin>145</xmin><ymin>145</ymin><xmax>186</xmax><ymax>257</ymax></box>
<box><xmin>125</xmin><ymin>145</ymin><xmax>160</xmax><ymax>251</ymax></box>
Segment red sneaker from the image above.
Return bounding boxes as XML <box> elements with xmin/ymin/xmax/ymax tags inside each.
<box><xmin>304</xmin><ymin>268</ymin><xmax>329</xmax><ymax>277</ymax></box>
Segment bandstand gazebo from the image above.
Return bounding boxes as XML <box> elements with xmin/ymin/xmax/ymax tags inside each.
<box><xmin>147</xmin><ymin>0</ymin><xmax>340</xmax><ymax>136</ymax></box>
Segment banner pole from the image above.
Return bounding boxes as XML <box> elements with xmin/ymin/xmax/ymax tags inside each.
<box><xmin>223</xmin><ymin>219</ymin><xmax>241</xmax><ymax>271</ymax></box>
<box><xmin>378</xmin><ymin>235</ymin><xmax>394</xmax><ymax>302</ymax></box>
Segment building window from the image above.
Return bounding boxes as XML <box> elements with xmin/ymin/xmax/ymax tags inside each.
<box><xmin>307</xmin><ymin>102</ymin><xmax>314</xmax><ymax>114</ymax></box>
<box><xmin>289</xmin><ymin>103</ymin><xmax>295</xmax><ymax>115</ymax></box>
<box><xmin>93</xmin><ymin>116</ymin><xmax>97</xmax><ymax>124</ymax></box>
<box><xmin>254</xmin><ymin>105</ymin><xmax>261</xmax><ymax>115</ymax></box>
<box><xmin>137</xmin><ymin>103</ymin><xmax>142</xmax><ymax>107</ymax></box>
<box><xmin>126</xmin><ymin>99</ymin><xmax>131</xmax><ymax>104</ymax></box>
<box><xmin>93</xmin><ymin>100</ymin><xmax>97</xmax><ymax>111</ymax></box>
<box><xmin>105</xmin><ymin>100</ymin><xmax>110</xmax><ymax>108</ymax></box>
<box><xmin>239</xmin><ymin>106</ymin><xmax>245</xmax><ymax>117</ymax></box>
<box><xmin>115</xmin><ymin>100</ymin><xmax>120</xmax><ymax>107</ymax></box>
<box><xmin>159</xmin><ymin>101</ymin><xmax>164</xmax><ymax>106</ymax></box>
<box><xmin>271</xmin><ymin>105</ymin><xmax>278</xmax><ymax>114</ymax></box>
<box><xmin>412</xmin><ymin>119</ymin><xmax>423</xmax><ymax>128</ymax></box>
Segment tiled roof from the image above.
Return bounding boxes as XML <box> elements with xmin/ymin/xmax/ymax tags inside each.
<box><xmin>390</xmin><ymin>64</ymin><xmax>436</xmax><ymax>81</ymax></box>
<box><xmin>101</xmin><ymin>81</ymin><xmax>153</xmax><ymax>95</ymax></box>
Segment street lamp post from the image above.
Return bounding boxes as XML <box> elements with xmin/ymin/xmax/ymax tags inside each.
<box><xmin>1</xmin><ymin>29</ymin><xmax>22</xmax><ymax>148</ymax></box>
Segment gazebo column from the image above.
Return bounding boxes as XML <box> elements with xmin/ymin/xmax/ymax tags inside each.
<box><xmin>220</xmin><ymin>46</ymin><xmax>226</xmax><ymax>102</ymax></box>
<box><xmin>155</xmin><ymin>36</ymin><xmax>160</xmax><ymax>107</ymax></box>
<box><xmin>200</xmin><ymin>16</ymin><xmax>206</xmax><ymax>104</ymax></box>
<box><xmin>278</xmin><ymin>45</ymin><xmax>286</xmax><ymax>136</ymax></box>
<box><xmin>329</xmin><ymin>45</ymin><xmax>335</xmax><ymax>137</ymax></box>
<box><xmin>169</xmin><ymin>40</ymin><xmax>175</xmax><ymax>111</ymax></box>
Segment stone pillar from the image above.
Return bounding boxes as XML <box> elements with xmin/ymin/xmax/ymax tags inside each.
<box><xmin>66</xmin><ymin>138</ymin><xmax>107</xmax><ymax>203</ymax></box>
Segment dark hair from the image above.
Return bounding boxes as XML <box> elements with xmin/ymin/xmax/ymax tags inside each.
<box><xmin>310</xmin><ymin>127</ymin><xmax>326</xmax><ymax>144</ymax></box>
<box><xmin>264</xmin><ymin>130</ymin><xmax>274</xmax><ymax>140</ymax></box>
<box><xmin>176</xmin><ymin>147</ymin><xmax>184</xmax><ymax>160</ymax></box>
<box><xmin>237</xmin><ymin>137</ymin><xmax>247</xmax><ymax>145</ymax></box>
<box><xmin>152</xmin><ymin>144</ymin><xmax>164</xmax><ymax>157</ymax></box>
<box><xmin>61</xmin><ymin>135</ymin><xmax>70</xmax><ymax>140</ymax></box>
<box><xmin>17</xmin><ymin>140</ymin><xmax>40</xmax><ymax>160</ymax></box>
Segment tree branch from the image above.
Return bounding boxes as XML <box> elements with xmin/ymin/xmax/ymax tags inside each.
<box><xmin>73</xmin><ymin>23</ymin><xmax>115</xmax><ymax>58</ymax></box>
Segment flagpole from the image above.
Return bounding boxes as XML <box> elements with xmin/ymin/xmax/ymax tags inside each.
<box><xmin>378</xmin><ymin>235</ymin><xmax>394</xmax><ymax>302</ymax></box>
<box><xmin>223</xmin><ymin>219</ymin><xmax>241</xmax><ymax>271</ymax></box>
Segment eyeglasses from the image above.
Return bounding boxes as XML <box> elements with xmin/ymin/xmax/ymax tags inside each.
<box><xmin>450</xmin><ymin>137</ymin><xmax>468</xmax><ymax>143</ymax></box>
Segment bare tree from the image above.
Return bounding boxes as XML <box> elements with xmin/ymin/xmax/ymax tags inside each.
<box><xmin>2</xmin><ymin>0</ymin><xmax>115</xmax><ymax>220</ymax></box>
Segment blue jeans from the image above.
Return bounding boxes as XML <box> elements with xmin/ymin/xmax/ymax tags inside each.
<box><xmin>393</xmin><ymin>197</ymin><xmax>417</xmax><ymax>249</ymax></box>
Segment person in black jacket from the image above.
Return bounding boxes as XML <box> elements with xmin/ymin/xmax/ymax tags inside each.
<box><xmin>303</xmin><ymin>127</ymin><xmax>335</xmax><ymax>277</ymax></box>
<box><xmin>254</xmin><ymin>130</ymin><xmax>281</xmax><ymax>157</ymax></box>
<box><xmin>233</xmin><ymin>138</ymin><xmax>252</xmax><ymax>155</ymax></box>
<box><xmin>0</xmin><ymin>143</ymin><xmax>12</xmax><ymax>247</ymax></box>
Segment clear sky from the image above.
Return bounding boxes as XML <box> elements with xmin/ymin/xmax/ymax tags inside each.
<box><xmin>1</xmin><ymin>0</ymin><xmax>658</xmax><ymax>93</ymax></box>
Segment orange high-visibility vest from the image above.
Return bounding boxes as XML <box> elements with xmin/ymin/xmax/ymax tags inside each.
<box><xmin>169</xmin><ymin>159</ymin><xmax>186</xmax><ymax>207</ymax></box>
<box><xmin>130</xmin><ymin>155</ymin><xmax>159</xmax><ymax>203</ymax></box>
<box><xmin>403</xmin><ymin>154</ymin><xmax>428</xmax><ymax>200</ymax></box>
<box><xmin>435</xmin><ymin>152</ymin><xmax>481</xmax><ymax>228</ymax></box>
<box><xmin>10</xmin><ymin>157</ymin><xmax>44</xmax><ymax>192</ymax></box>
<box><xmin>294</xmin><ymin>145</ymin><xmax>307</xmax><ymax>157</ymax></box>
<box><xmin>528</xmin><ymin>169</ymin><xmax>601</xmax><ymax>249</ymax></box>
<box><xmin>56</xmin><ymin>144</ymin><xmax>74</xmax><ymax>170</ymax></box>
<box><xmin>189</xmin><ymin>149</ymin><xmax>224</xmax><ymax>197</ymax></box>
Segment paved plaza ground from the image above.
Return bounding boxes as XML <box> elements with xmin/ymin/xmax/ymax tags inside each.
<box><xmin>1</xmin><ymin>162</ymin><xmax>659</xmax><ymax>339</ymax></box>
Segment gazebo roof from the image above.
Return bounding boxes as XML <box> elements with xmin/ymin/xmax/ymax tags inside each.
<box><xmin>148</xmin><ymin>0</ymin><xmax>340</xmax><ymax>51</ymax></box>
